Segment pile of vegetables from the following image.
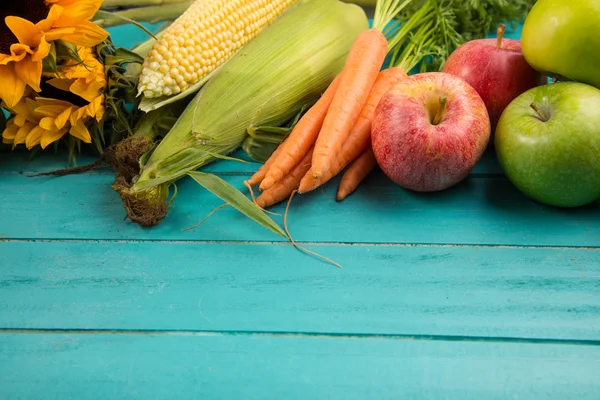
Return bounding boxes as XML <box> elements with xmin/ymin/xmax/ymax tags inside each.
<box><xmin>106</xmin><ymin>0</ymin><xmax>537</xmax><ymax>232</ymax></box>
<box><xmin>2</xmin><ymin>0</ymin><xmax>545</xmax><ymax>257</ymax></box>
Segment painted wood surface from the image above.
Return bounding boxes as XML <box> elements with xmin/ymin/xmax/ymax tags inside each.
<box><xmin>2</xmin><ymin>19</ymin><xmax>600</xmax><ymax>400</ymax></box>
<box><xmin>2</xmin><ymin>333</ymin><xmax>600</xmax><ymax>400</ymax></box>
<box><xmin>1</xmin><ymin>152</ymin><xmax>599</xmax><ymax>245</ymax></box>
<box><xmin>1</xmin><ymin>242</ymin><xmax>599</xmax><ymax>340</ymax></box>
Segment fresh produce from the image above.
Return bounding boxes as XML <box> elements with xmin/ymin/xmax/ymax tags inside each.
<box><xmin>246</xmin><ymin>0</ymin><xmax>415</xmax><ymax>206</ymax></box>
<box><xmin>310</xmin><ymin>22</ymin><xmax>390</xmax><ymax>179</ymax></box>
<box><xmin>495</xmin><ymin>82</ymin><xmax>600</xmax><ymax>208</ymax></box>
<box><xmin>116</xmin><ymin>0</ymin><xmax>369</xmax><ymax>226</ymax></box>
<box><xmin>256</xmin><ymin>147</ymin><xmax>314</xmax><ymax>209</ymax></box>
<box><xmin>442</xmin><ymin>24</ymin><xmax>543</xmax><ymax>132</ymax></box>
<box><xmin>336</xmin><ymin>148</ymin><xmax>378</xmax><ymax>201</ymax></box>
<box><xmin>387</xmin><ymin>0</ymin><xmax>536</xmax><ymax>74</ymax></box>
<box><xmin>258</xmin><ymin>75</ymin><xmax>341</xmax><ymax>192</ymax></box>
<box><xmin>371</xmin><ymin>72</ymin><xmax>491</xmax><ymax>192</ymax></box>
<box><xmin>136</xmin><ymin>0</ymin><xmax>298</xmax><ymax>110</ymax></box>
<box><xmin>521</xmin><ymin>0</ymin><xmax>600</xmax><ymax>89</ymax></box>
<box><xmin>245</xmin><ymin>0</ymin><xmax>536</xmax><ymax>207</ymax></box>
<box><xmin>298</xmin><ymin>67</ymin><xmax>407</xmax><ymax>194</ymax></box>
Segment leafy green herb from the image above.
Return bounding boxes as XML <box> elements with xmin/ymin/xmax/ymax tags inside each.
<box><xmin>390</xmin><ymin>0</ymin><xmax>536</xmax><ymax>73</ymax></box>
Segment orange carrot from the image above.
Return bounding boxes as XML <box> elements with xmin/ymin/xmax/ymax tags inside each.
<box><xmin>259</xmin><ymin>75</ymin><xmax>341</xmax><ymax>192</ymax></box>
<box><xmin>311</xmin><ymin>28</ymin><xmax>389</xmax><ymax>179</ymax></box>
<box><xmin>245</xmin><ymin>143</ymin><xmax>285</xmax><ymax>186</ymax></box>
<box><xmin>299</xmin><ymin>67</ymin><xmax>406</xmax><ymax>194</ymax></box>
<box><xmin>256</xmin><ymin>147</ymin><xmax>314</xmax><ymax>209</ymax></box>
<box><xmin>336</xmin><ymin>148</ymin><xmax>378</xmax><ymax>202</ymax></box>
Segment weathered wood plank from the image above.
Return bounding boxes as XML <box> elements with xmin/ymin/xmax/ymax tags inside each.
<box><xmin>0</xmin><ymin>168</ymin><xmax>598</xmax><ymax>246</ymax></box>
<box><xmin>1</xmin><ymin>242</ymin><xmax>599</xmax><ymax>340</ymax></box>
<box><xmin>1</xmin><ymin>333</ymin><xmax>599</xmax><ymax>400</ymax></box>
<box><xmin>0</xmin><ymin>147</ymin><xmax>502</xmax><ymax>175</ymax></box>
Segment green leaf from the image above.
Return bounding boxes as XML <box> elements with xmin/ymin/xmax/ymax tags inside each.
<box><xmin>93</xmin><ymin>10</ymin><xmax>157</xmax><ymax>39</ymax></box>
<box><xmin>242</xmin><ymin>136</ymin><xmax>281</xmax><ymax>163</ymax></box>
<box><xmin>188</xmin><ymin>171</ymin><xmax>287</xmax><ymax>238</ymax></box>
<box><xmin>104</xmin><ymin>47</ymin><xmax>145</xmax><ymax>66</ymax></box>
<box><xmin>41</xmin><ymin>41</ymin><xmax>57</xmax><ymax>73</ymax></box>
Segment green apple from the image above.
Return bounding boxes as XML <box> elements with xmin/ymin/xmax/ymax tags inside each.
<box><xmin>495</xmin><ymin>82</ymin><xmax>600</xmax><ymax>208</ymax></box>
<box><xmin>521</xmin><ymin>0</ymin><xmax>600</xmax><ymax>89</ymax></box>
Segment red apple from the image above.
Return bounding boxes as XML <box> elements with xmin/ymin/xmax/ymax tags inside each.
<box><xmin>442</xmin><ymin>24</ymin><xmax>544</xmax><ymax>132</ymax></box>
<box><xmin>371</xmin><ymin>72</ymin><xmax>490</xmax><ymax>192</ymax></box>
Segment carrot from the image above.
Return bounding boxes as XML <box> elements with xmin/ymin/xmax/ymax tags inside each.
<box><xmin>245</xmin><ymin>143</ymin><xmax>286</xmax><ymax>186</ymax></box>
<box><xmin>256</xmin><ymin>146</ymin><xmax>314</xmax><ymax>209</ymax></box>
<box><xmin>336</xmin><ymin>148</ymin><xmax>378</xmax><ymax>202</ymax></box>
<box><xmin>299</xmin><ymin>67</ymin><xmax>406</xmax><ymax>194</ymax></box>
<box><xmin>259</xmin><ymin>75</ymin><xmax>341</xmax><ymax>192</ymax></box>
<box><xmin>311</xmin><ymin>28</ymin><xmax>389</xmax><ymax>179</ymax></box>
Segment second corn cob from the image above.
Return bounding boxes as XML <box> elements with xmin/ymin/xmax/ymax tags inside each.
<box><xmin>137</xmin><ymin>0</ymin><xmax>298</xmax><ymax>100</ymax></box>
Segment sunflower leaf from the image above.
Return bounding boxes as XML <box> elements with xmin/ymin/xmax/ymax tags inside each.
<box><xmin>188</xmin><ymin>171</ymin><xmax>287</xmax><ymax>238</ymax></box>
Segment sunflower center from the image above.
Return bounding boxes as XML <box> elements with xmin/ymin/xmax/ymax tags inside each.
<box><xmin>0</xmin><ymin>0</ymin><xmax>50</xmax><ymax>54</ymax></box>
<box><xmin>39</xmin><ymin>79</ymin><xmax>90</xmax><ymax>108</ymax></box>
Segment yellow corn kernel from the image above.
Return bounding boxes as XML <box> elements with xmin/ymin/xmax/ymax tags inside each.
<box><xmin>138</xmin><ymin>0</ymin><xmax>297</xmax><ymax>99</ymax></box>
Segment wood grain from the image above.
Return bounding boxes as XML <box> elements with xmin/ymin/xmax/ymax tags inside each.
<box><xmin>1</xmin><ymin>242</ymin><xmax>599</xmax><ymax>340</ymax></box>
<box><xmin>1</xmin><ymin>166</ymin><xmax>598</xmax><ymax>246</ymax></box>
<box><xmin>1</xmin><ymin>332</ymin><xmax>599</xmax><ymax>400</ymax></box>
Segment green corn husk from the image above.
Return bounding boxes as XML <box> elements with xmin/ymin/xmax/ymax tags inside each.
<box><xmin>115</xmin><ymin>0</ymin><xmax>369</xmax><ymax>227</ymax></box>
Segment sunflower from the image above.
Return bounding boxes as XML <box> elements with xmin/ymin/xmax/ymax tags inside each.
<box><xmin>0</xmin><ymin>0</ymin><xmax>108</xmax><ymax>108</ymax></box>
<box><xmin>2</xmin><ymin>45</ymin><xmax>106</xmax><ymax>150</ymax></box>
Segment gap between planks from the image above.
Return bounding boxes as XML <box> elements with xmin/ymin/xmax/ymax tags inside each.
<box><xmin>1</xmin><ymin>328</ymin><xmax>599</xmax><ymax>347</ymax></box>
<box><xmin>1</xmin><ymin>238</ymin><xmax>599</xmax><ymax>251</ymax></box>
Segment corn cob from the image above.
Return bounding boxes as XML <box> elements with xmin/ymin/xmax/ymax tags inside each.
<box><xmin>117</xmin><ymin>0</ymin><xmax>369</xmax><ymax>226</ymax></box>
<box><xmin>137</xmin><ymin>0</ymin><xmax>298</xmax><ymax>99</ymax></box>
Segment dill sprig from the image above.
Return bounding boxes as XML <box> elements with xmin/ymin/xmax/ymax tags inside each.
<box><xmin>390</xmin><ymin>0</ymin><xmax>536</xmax><ymax>73</ymax></box>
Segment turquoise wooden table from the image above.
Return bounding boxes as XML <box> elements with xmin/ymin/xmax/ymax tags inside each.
<box><xmin>1</xmin><ymin>22</ymin><xmax>600</xmax><ymax>400</ymax></box>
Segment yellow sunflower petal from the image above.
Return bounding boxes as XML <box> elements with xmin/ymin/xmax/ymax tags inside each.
<box><xmin>7</xmin><ymin>100</ymin><xmax>32</xmax><ymax>126</ymax></box>
<box><xmin>0</xmin><ymin>64</ymin><xmax>26</xmax><ymax>108</ymax></box>
<box><xmin>59</xmin><ymin>21</ymin><xmax>108</xmax><ymax>47</ymax></box>
<box><xmin>5</xmin><ymin>16</ymin><xmax>39</xmax><ymax>46</ymax></box>
<box><xmin>13</xmin><ymin>122</ymin><xmax>35</xmax><ymax>147</ymax></box>
<box><xmin>51</xmin><ymin>0</ymin><xmax>103</xmax><ymax>23</ymax></box>
<box><xmin>2</xmin><ymin>120</ymin><xmax>20</xmax><ymax>141</ymax></box>
<box><xmin>14</xmin><ymin>55</ymin><xmax>42</xmax><ymax>92</ymax></box>
<box><xmin>40</xmin><ymin>127</ymin><xmax>67</xmax><ymax>149</ymax></box>
<box><xmin>32</xmin><ymin>35</ymin><xmax>52</xmax><ymax>62</ymax></box>
<box><xmin>0</xmin><ymin>45</ymin><xmax>29</xmax><ymax>64</ymax></box>
<box><xmin>39</xmin><ymin>117</ymin><xmax>58</xmax><ymax>131</ymax></box>
<box><xmin>69</xmin><ymin>119</ymin><xmax>92</xmax><ymax>143</ymax></box>
<box><xmin>70</xmin><ymin>79</ymin><xmax>102</xmax><ymax>102</ymax></box>
<box><xmin>86</xmin><ymin>95</ymin><xmax>104</xmax><ymax>121</ymax></box>
<box><xmin>25</xmin><ymin>126</ymin><xmax>46</xmax><ymax>149</ymax></box>
<box><xmin>55</xmin><ymin>107</ymin><xmax>73</xmax><ymax>129</ymax></box>
<box><xmin>47</xmin><ymin>77</ymin><xmax>74</xmax><ymax>93</ymax></box>
<box><xmin>36</xmin><ymin>4</ymin><xmax>64</xmax><ymax>32</ymax></box>
<box><xmin>34</xmin><ymin>100</ymin><xmax>72</xmax><ymax>116</ymax></box>
<box><xmin>44</xmin><ymin>27</ymin><xmax>77</xmax><ymax>42</ymax></box>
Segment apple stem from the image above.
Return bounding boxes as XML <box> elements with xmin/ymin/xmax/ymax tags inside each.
<box><xmin>530</xmin><ymin>103</ymin><xmax>548</xmax><ymax>122</ymax></box>
<box><xmin>432</xmin><ymin>97</ymin><xmax>448</xmax><ymax>125</ymax></box>
<box><xmin>497</xmin><ymin>24</ymin><xmax>506</xmax><ymax>49</ymax></box>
